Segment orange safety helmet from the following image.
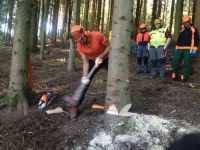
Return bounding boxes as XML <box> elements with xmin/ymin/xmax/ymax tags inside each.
<box><xmin>71</xmin><ymin>25</ymin><xmax>85</xmax><ymax>42</ymax></box>
<box><xmin>182</xmin><ymin>16</ymin><xmax>192</xmax><ymax>24</ymax></box>
<box><xmin>139</xmin><ymin>23</ymin><xmax>147</xmax><ymax>29</ymax></box>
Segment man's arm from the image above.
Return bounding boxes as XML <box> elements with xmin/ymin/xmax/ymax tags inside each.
<box><xmin>80</xmin><ymin>52</ymin><xmax>89</xmax><ymax>76</ymax></box>
<box><xmin>99</xmin><ymin>45</ymin><xmax>110</xmax><ymax>59</ymax></box>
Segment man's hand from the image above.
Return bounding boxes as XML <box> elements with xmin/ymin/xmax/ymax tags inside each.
<box><xmin>95</xmin><ymin>57</ymin><xmax>103</xmax><ymax>68</ymax></box>
<box><xmin>81</xmin><ymin>76</ymin><xmax>90</xmax><ymax>85</ymax></box>
<box><xmin>190</xmin><ymin>50</ymin><xmax>197</xmax><ymax>57</ymax></box>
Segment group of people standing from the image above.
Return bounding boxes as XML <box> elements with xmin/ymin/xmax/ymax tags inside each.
<box><xmin>136</xmin><ymin>16</ymin><xmax>199</xmax><ymax>82</ymax></box>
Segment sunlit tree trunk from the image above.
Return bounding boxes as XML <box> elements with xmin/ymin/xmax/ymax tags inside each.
<box><xmin>106</xmin><ymin>0</ymin><xmax>132</xmax><ymax>111</ymax></box>
<box><xmin>67</xmin><ymin>0</ymin><xmax>78</xmax><ymax>72</ymax></box>
<box><xmin>60</xmin><ymin>0</ymin><xmax>68</xmax><ymax>48</ymax></box>
<box><xmin>8</xmin><ymin>0</ymin><xmax>33</xmax><ymax>116</ymax></box>
<box><xmin>40</xmin><ymin>0</ymin><xmax>50</xmax><ymax>59</ymax></box>
<box><xmin>52</xmin><ymin>0</ymin><xmax>60</xmax><ymax>44</ymax></box>
<box><xmin>173</xmin><ymin>0</ymin><xmax>183</xmax><ymax>42</ymax></box>
<box><xmin>30</xmin><ymin>0</ymin><xmax>39</xmax><ymax>53</ymax></box>
<box><xmin>101</xmin><ymin>0</ymin><xmax>106</xmax><ymax>33</ymax></box>
<box><xmin>6</xmin><ymin>0</ymin><xmax>15</xmax><ymax>45</ymax></box>
<box><xmin>67</xmin><ymin>0</ymin><xmax>72</xmax><ymax>39</ymax></box>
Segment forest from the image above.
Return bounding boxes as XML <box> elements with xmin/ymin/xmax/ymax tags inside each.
<box><xmin>1</xmin><ymin>0</ymin><xmax>200</xmax><ymax>149</ymax></box>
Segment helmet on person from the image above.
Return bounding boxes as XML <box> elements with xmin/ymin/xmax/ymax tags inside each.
<box><xmin>70</xmin><ymin>25</ymin><xmax>85</xmax><ymax>42</ymax></box>
<box><xmin>154</xmin><ymin>19</ymin><xmax>162</xmax><ymax>25</ymax></box>
<box><xmin>139</xmin><ymin>23</ymin><xmax>147</xmax><ymax>29</ymax></box>
<box><xmin>71</xmin><ymin>25</ymin><xmax>84</xmax><ymax>33</ymax></box>
<box><xmin>182</xmin><ymin>16</ymin><xmax>192</xmax><ymax>24</ymax></box>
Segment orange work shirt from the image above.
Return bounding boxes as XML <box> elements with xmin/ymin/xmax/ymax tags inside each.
<box><xmin>77</xmin><ymin>31</ymin><xmax>109</xmax><ymax>60</ymax></box>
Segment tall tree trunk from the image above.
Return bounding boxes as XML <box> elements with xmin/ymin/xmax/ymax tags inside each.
<box><xmin>30</xmin><ymin>0</ymin><xmax>39</xmax><ymax>53</ymax></box>
<box><xmin>101</xmin><ymin>0</ymin><xmax>106</xmax><ymax>33</ymax></box>
<box><xmin>133</xmin><ymin>0</ymin><xmax>141</xmax><ymax>39</ymax></box>
<box><xmin>40</xmin><ymin>0</ymin><xmax>50</xmax><ymax>60</ymax></box>
<box><xmin>52</xmin><ymin>0</ymin><xmax>60</xmax><ymax>44</ymax></box>
<box><xmin>8</xmin><ymin>0</ymin><xmax>33</xmax><ymax>115</ymax></box>
<box><xmin>96</xmin><ymin>0</ymin><xmax>102</xmax><ymax>31</ymax></box>
<box><xmin>108</xmin><ymin>0</ymin><xmax>114</xmax><ymax>32</ymax></box>
<box><xmin>91</xmin><ymin>0</ymin><xmax>97</xmax><ymax>30</ymax></box>
<box><xmin>151</xmin><ymin>0</ymin><xmax>158</xmax><ymax>27</ymax></box>
<box><xmin>106</xmin><ymin>0</ymin><xmax>132</xmax><ymax>111</ymax></box>
<box><xmin>173</xmin><ymin>0</ymin><xmax>183</xmax><ymax>42</ymax></box>
<box><xmin>60</xmin><ymin>0</ymin><xmax>68</xmax><ymax>48</ymax></box>
<box><xmin>67</xmin><ymin>0</ymin><xmax>78</xmax><ymax>72</ymax></box>
<box><xmin>156</xmin><ymin>0</ymin><xmax>162</xmax><ymax>18</ymax></box>
<box><xmin>169</xmin><ymin>0</ymin><xmax>175</xmax><ymax>32</ymax></box>
<box><xmin>67</xmin><ymin>0</ymin><xmax>72</xmax><ymax>39</ymax></box>
<box><xmin>6</xmin><ymin>0</ymin><xmax>15</xmax><ymax>45</ymax></box>
<box><xmin>140</xmin><ymin>0</ymin><xmax>147</xmax><ymax>23</ymax></box>
<box><xmin>193</xmin><ymin>0</ymin><xmax>200</xmax><ymax>66</ymax></box>
<box><xmin>83</xmin><ymin>0</ymin><xmax>89</xmax><ymax>30</ymax></box>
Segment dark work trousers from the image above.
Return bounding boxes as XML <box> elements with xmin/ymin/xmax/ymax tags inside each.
<box><xmin>136</xmin><ymin>45</ymin><xmax>149</xmax><ymax>73</ymax></box>
<box><xmin>74</xmin><ymin>58</ymin><xmax>108</xmax><ymax>106</ymax></box>
<box><xmin>149</xmin><ymin>47</ymin><xmax>166</xmax><ymax>79</ymax></box>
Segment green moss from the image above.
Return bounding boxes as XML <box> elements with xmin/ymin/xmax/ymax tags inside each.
<box><xmin>3</xmin><ymin>95</ymin><xmax>21</xmax><ymax>107</ymax></box>
<box><xmin>114</xmin><ymin>119</ymin><xmax>136</xmax><ymax>134</ymax></box>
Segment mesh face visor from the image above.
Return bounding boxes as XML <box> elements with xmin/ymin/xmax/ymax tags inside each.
<box><xmin>71</xmin><ymin>31</ymin><xmax>83</xmax><ymax>42</ymax></box>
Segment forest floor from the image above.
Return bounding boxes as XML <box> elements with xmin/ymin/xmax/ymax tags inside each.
<box><xmin>0</xmin><ymin>43</ymin><xmax>200</xmax><ymax>150</ymax></box>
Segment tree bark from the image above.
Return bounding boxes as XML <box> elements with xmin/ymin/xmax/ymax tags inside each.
<box><xmin>30</xmin><ymin>0</ymin><xmax>39</xmax><ymax>53</ymax></box>
<box><xmin>106</xmin><ymin>0</ymin><xmax>132</xmax><ymax>111</ymax></box>
<box><xmin>173</xmin><ymin>0</ymin><xmax>183</xmax><ymax>42</ymax></box>
<box><xmin>83</xmin><ymin>0</ymin><xmax>89</xmax><ymax>30</ymax></box>
<box><xmin>67</xmin><ymin>0</ymin><xmax>78</xmax><ymax>72</ymax></box>
<box><xmin>169</xmin><ymin>0</ymin><xmax>175</xmax><ymax>32</ymax></box>
<box><xmin>193</xmin><ymin>0</ymin><xmax>200</xmax><ymax>66</ymax></box>
<box><xmin>140</xmin><ymin>0</ymin><xmax>147</xmax><ymax>23</ymax></box>
<box><xmin>52</xmin><ymin>0</ymin><xmax>60</xmax><ymax>44</ymax></box>
<box><xmin>60</xmin><ymin>0</ymin><xmax>68</xmax><ymax>48</ymax></box>
<box><xmin>101</xmin><ymin>0</ymin><xmax>106</xmax><ymax>34</ymax></box>
<box><xmin>151</xmin><ymin>0</ymin><xmax>158</xmax><ymax>27</ymax></box>
<box><xmin>8</xmin><ymin>0</ymin><xmax>33</xmax><ymax>115</ymax></box>
<box><xmin>6</xmin><ymin>0</ymin><xmax>15</xmax><ymax>45</ymax></box>
<box><xmin>96</xmin><ymin>0</ymin><xmax>102</xmax><ymax>31</ymax></box>
<box><xmin>40</xmin><ymin>0</ymin><xmax>50</xmax><ymax>60</ymax></box>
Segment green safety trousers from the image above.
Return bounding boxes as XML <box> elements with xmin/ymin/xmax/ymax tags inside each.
<box><xmin>172</xmin><ymin>49</ymin><xmax>192</xmax><ymax>81</ymax></box>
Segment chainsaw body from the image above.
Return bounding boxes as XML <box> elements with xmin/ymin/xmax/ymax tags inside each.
<box><xmin>38</xmin><ymin>92</ymin><xmax>54</xmax><ymax>109</ymax></box>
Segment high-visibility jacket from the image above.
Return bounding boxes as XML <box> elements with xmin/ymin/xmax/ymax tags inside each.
<box><xmin>136</xmin><ymin>32</ymin><xmax>150</xmax><ymax>46</ymax></box>
<box><xmin>150</xmin><ymin>28</ymin><xmax>167</xmax><ymax>48</ymax></box>
<box><xmin>176</xmin><ymin>26</ymin><xmax>199</xmax><ymax>51</ymax></box>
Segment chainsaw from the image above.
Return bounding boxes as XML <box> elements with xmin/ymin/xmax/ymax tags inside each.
<box><xmin>38</xmin><ymin>92</ymin><xmax>55</xmax><ymax>109</ymax></box>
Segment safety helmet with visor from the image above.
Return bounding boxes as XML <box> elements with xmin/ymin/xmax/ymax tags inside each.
<box><xmin>71</xmin><ymin>25</ymin><xmax>84</xmax><ymax>42</ymax></box>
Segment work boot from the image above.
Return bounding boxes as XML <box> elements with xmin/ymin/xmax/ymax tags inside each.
<box><xmin>144</xmin><ymin>65</ymin><xmax>149</xmax><ymax>73</ymax></box>
<box><xmin>69</xmin><ymin>106</ymin><xmax>79</xmax><ymax>119</ymax></box>
<box><xmin>179</xmin><ymin>74</ymin><xmax>186</xmax><ymax>82</ymax></box>
<box><xmin>136</xmin><ymin>64</ymin><xmax>141</xmax><ymax>74</ymax></box>
<box><xmin>171</xmin><ymin>73</ymin><xmax>178</xmax><ymax>81</ymax></box>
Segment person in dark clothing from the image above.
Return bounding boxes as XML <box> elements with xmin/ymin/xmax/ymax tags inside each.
<box><xmin>171</xmin><ymin>16</ymin><xmax>199</xmax><ymax>82</ymax></box>
<box><xmin>166</xmin><ymin>133</ymin><xmax>200</xmax><ymax>150</ymax></box>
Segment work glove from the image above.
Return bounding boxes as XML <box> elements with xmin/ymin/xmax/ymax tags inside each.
<box><xmin>95</xmin><ymin>57</ymin><xmax>103</xmax><ymax>68</ymax></box>
<box><xmin>81</xmin><ymin>76</ymin><xmax>90</xmax><ymax>85</ymax></box>
<box><xmin>190</xmin><ymin>50</ymin><xmax>197</xmax><ymax>57</ymax></box>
